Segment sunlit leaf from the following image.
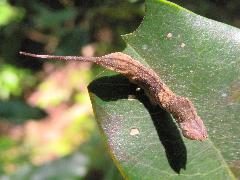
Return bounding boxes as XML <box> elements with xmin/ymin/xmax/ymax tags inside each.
<box><xmin>89</xmin><ymin>0</ymin><xmax>240</xmax><ymax>179</ymax></box>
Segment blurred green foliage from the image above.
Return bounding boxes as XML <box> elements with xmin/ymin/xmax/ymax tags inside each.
<box><xmin>0</xmin><ymin>0</ymin><xmax>25</xmax><ymax>26</ymax></box>
<box><xmin>0</xmin><ymin>0</ymin><xmax>144</xmax><ymax>179</ymax></box>
<box><xmin>0</xmin><ymin>100</ymin><xmax>46</xmax><ymax>123</ymax></box>
<box><xmin>0</xmin><ymin>65</ymin><xmax>35</xmax><ymax>100</ymax></box>
<box><xmin>0</xmin><ymin>0</ymin><xmax>239</xmax><ymax>179</ymax></box>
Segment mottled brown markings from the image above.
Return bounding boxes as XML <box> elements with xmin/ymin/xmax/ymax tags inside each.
<box><xmin>100</xmin><ymin>55</ymin><xmax>161</xmax><ymax>88</ymax></box>
<box><xmin>19</xmin><ymin>51</ymin><xmax>208</xmax><ymax>140</ymax></box>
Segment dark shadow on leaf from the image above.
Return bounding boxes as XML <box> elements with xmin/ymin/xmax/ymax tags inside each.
<box><xmin>88</xmin><ymin>74</ymin><xmax>187</xmax><ymax>173</ymax></box>
<box><xmin>0</xmin><ymin>100</ymin><xmax>47</xmax><ymax>124</ymax></box>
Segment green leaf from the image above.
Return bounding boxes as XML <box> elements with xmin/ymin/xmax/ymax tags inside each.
<box><xmin>0</xmin><ymin>65</ymin><xmax>36</xmax><ymax>100</ymax></box>
<box><xmin>89</xmin><ymin>0</ymin><xmax>240</xmax><ymax>179</ymax></box>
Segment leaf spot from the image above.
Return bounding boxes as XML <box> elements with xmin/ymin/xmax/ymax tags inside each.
<box><xmin>166</xmin><ymin>33</ymin><xmax>173</xmax><ymax>39</ymax></box>
<box><xmin>130</xmin><ymin>128</ymin><xmax>140</xmax><ymax>136</ymax></box>
<box><xmin>180</xmin><ymin>43</ymin><xmax>186</xmax><ymax>48</ymax></box>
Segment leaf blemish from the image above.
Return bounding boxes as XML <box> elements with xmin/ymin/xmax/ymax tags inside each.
<box><xmin>180</xmin><ymin>43</ymin><xmax>186</xmax><ymax>48</ymax></box>
<box><xmin>130</xmin><ymin>128</ymin><xmax>140</xmax><ymax>136</ymax></box>
<box><xmin>167</xmin><ymin>33</ymin><xmax>173</xmax><ymax>39</ymax></box>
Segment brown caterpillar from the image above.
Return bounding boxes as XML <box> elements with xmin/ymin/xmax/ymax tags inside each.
<box><xmin>20</xmin><ymin>51</ymin><xmax>208</xmax><ymax>140</ymax></box>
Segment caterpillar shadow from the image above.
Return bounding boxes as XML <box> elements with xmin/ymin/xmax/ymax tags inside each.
<box><xmin>88</xmin><ymin>74</ymin><xmax>187</xmax><ymax>173</ymax></box>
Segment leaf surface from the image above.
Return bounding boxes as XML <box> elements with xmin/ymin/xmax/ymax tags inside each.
<box><xmin>89</xmin><ymin>0</ymin><xmax>240</xmax><ymax>179</ymax></box>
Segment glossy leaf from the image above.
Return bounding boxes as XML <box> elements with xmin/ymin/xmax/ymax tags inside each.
<box><xmin>89</xmin><ymin>0</ymin><xmax>240</xmax><ymax>179</ymax></box>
